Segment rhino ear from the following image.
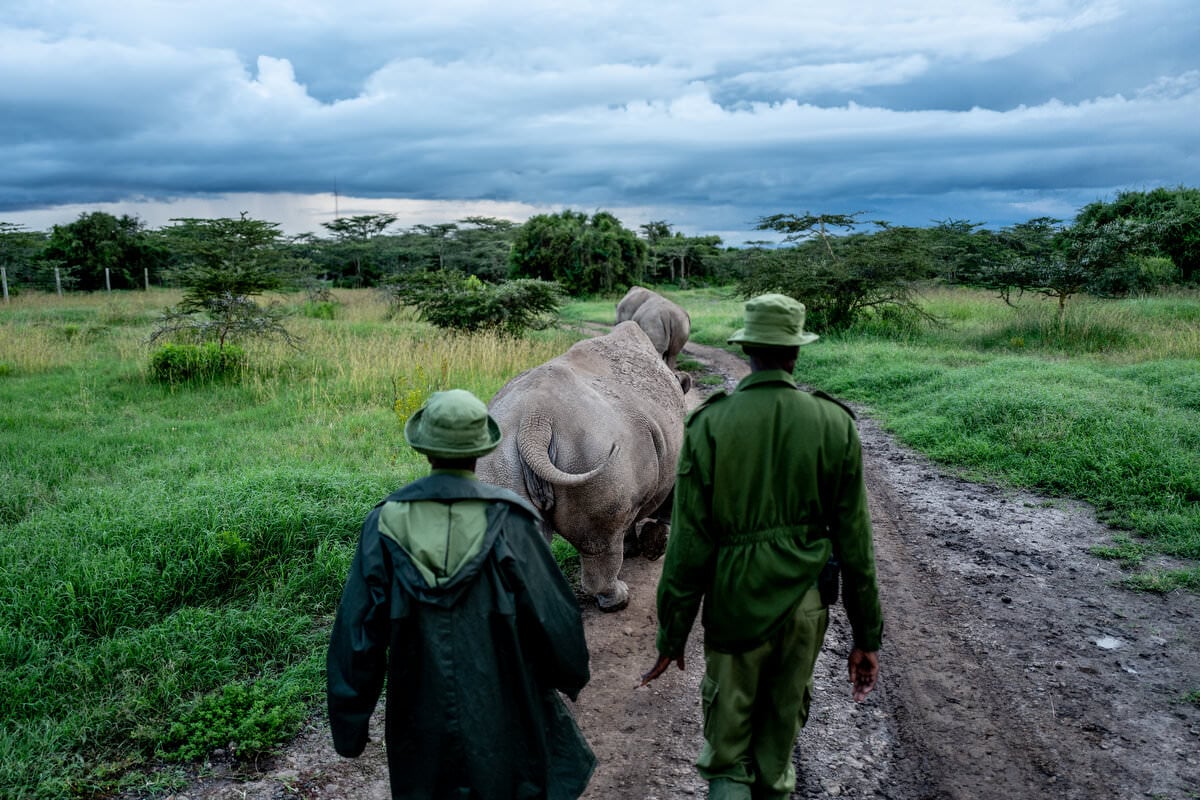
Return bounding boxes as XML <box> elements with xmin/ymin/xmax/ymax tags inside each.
<box><xmin>674</xmin><ymin>370</ymin><xmax>693</xmax><ymax>394</ymax></box>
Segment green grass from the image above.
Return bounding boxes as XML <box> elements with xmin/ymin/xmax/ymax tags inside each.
<box><xmin>798</xmin><ymin>288</ymin><xmax>1200</xmax><ymax>592</ymax></box>
<box><xmin>0</xmin><ymin>289</ymin><xmax>578</xmax><ymax>797</ymax></box>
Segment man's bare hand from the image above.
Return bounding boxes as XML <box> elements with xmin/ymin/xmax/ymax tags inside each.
<box><xmin>848</xmin><ymin>648</ymin><xmax>879</xmax><ymax>702</ymax></box>
<box><xmin>639</xmin><ymin>654</ymin><xmax>685</xmax><ymax>687</ymax></box>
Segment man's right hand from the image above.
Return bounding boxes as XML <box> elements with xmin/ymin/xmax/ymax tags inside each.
<box><xmin>639</xmin><ymin>653</ymin><xmax>685</xmax><ymax>687</ymax></box>
<box><xmin>848</xmin><ymin>648</ymin><xmax>879</xmax><ymax>702</ymax></box>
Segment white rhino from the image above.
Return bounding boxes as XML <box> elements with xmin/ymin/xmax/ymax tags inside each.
<box><xmin>615</xmin><ymin>286</ymin><xmax>692</xmax><ymax>371</ymax></box>
<box><xmin>614</xmin><ymin>285</ymin><xmax>656</xmax><ymax>325</ymax></box>
<box><xmin>476</xmin><ymin>321</ymin><xmax>687</xmax><ymax>611</ymax></box>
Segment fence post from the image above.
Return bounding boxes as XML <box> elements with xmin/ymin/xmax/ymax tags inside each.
<box><xmin>55</xmin><ymin>268</ymin><xmax>63</xmax><ymax>296</ymax></box>
<box><xmin>144</xmin><ymin>268</ymin><xmax>150</xmax><ymax>291</ymax></box>
<box><xmin>105</xmin><ymin>269</ymin><xmax>112</xmax><ymax>293</ymax></box>
<box><xmin>1</xmin><ymin>267</ymin><xmax>8</xmax><ymax>303</ymax></box>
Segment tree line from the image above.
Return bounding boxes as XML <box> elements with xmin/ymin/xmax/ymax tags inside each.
<box><xmin>2</xmin><ymin>186</ymin><xmax>1197</xmax><ymax>332</ymax></box>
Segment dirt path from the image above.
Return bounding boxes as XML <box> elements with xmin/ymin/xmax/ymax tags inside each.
<box><xmin>153</xmin><ymin>341</ymin><xmax>1200</xmax><ymax>800</ymax></box>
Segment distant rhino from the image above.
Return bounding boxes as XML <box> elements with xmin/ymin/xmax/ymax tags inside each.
<box><xmin>614</xmin><ymin>285</ymin><xmax>657</xmax><ymax>325</ymax></box>
<box><xmin>615</xmin><ymin>286</ymin><xmax>692</xmax><ymax>372</ymax></box>
<box><xmin>477</xmin><ymin>321</ymin><xmax>687</xmax><ymax>611</ymax></box>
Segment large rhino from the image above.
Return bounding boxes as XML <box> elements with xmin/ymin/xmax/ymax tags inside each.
<box><xmin>477</xmin><ymin>321</ymin><xmax>687</xmax><ymax>611</ymax></box>
<box><xmin>615</xmin><ymin>286</ymin><xmax>692</xmax><ymax>371</ymax></box>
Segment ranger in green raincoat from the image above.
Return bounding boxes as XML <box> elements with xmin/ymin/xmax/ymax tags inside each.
<box><xmin>327</xmin><ymin>389</ymin><xmax>595</xmax><ymax>800</ymax></box>
<box><xmin>642</xmin><ymin>294</ymin><xmax>884</xmax><ymax>800</ymax></box>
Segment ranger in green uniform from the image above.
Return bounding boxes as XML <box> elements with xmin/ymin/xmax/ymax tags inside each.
<box><xmin>642</xmin><ymin>294</ymin><xmax>883</xmax><ymax>800</ymax></box>
<box><xmin>327</xmin><ymin>389</ymin><xmax>595</xmax><ymax>800</ymax></box>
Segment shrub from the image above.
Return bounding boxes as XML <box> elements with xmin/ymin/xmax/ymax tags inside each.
<box><xmin>149</xmin><ymin>342</ymin><xmax>246</xmax><ymax>383</ymax></box>
<box><xmin>301</xmin><ymin>301</ymin><xmax>337</xmax><ymax>320</ymax></box>
<box><xmin>1089</xmin><ymin>255</ymin><xmax>1181</xmax><ymax>297</ymax></box>
<box><xmin>382</xmin><ymin>272</ymin><xmax>564</xmax><ymax>336</ymax></box>
<box><xmin>161</xmin><ymin>681</ymin><xmax>307</xmax><ymax>761</ymax></box>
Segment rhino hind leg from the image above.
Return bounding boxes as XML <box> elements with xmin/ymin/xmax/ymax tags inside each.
<box><xmin>581</xmin><ymin>550</ymin><xmax>629</xmax><ymax>612</ymax></box>
<box><xmin>635</xmin><ymin>518</ymin><xmax>670</xmax><ymax>561</ymax></box>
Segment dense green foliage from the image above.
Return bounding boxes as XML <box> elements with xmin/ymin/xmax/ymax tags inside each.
<box><xmin>639</xmin><ymin>220</ymin><xmax>726</xmax><ymax>286</ymax></box>
<box><xmin>382</xmin><ymin>271</ymin><xmax>565</xmax><ymax>335</ymax></box>
<box><xmin>0</xmin><ymin>222</ymin><xmax>49</xmax><ymax>290</ymax></box>
<box><xmin>40</xmin><ymin>212</ymin><xmax>168</xmax><ymax>291</ymax></box>
<box><xmin>509</xmin><ymin>210</ymin><xmax>647</xmax><ymax>295</ymax></box>
<box><xmin>1073</xmin><ymin>186</ymin><xmax>1200</xmax><ymax>282</ymax></box>
<box><xmin>4</xmin><ymin>186</ymin><xmax>1198</xmax><ymax>302</ymax></box>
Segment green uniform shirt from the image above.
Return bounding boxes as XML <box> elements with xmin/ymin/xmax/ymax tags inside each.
<box><xmin>656</xmin><ymin>369</ymin><xmax>883</xmax><ymax>656</ymax></box>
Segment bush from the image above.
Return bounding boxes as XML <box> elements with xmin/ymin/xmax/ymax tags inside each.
<box><xmin>149</xmin><ymin>343</ymin><xmax>246</xmax><ymax>383</ymax></box>
<box><xmin>301</xmin><ymin>300</ymin><xmax>337</xmax><ymax>320</ymax></box>
<box><xmin>382</xmin><ymin>272</ymin><xmax>565</xmax><ymax>336</ymax></box>
<box><xmin>1089</xmin><ymin>255</ymin><xmax>1181</xmax><ymax>297</ymax></box>
<box><xmin>161</xmin><ymin>681</ymin><xmax>307</xmax><ymax>761</ymax></box>
<box><xmin>742</xmin><ymin>214</ymin><xmax>934</xmax><ymax>331</ymax></box>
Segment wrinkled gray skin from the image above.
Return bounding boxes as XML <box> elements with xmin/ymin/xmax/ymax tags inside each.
<box><xmin>477</xmin><ymin>322</ymin><xmax>687</xmax><ymax>611</ymax></box>
<box><xmin>614</xmin><ymin>285</ymin><xmax>657</xmax><ymax>325</ymax></box>
<box><xmin>615</xmin><ymin>286</ymin><xmax>693</xmax><ymax>392</ymax></box>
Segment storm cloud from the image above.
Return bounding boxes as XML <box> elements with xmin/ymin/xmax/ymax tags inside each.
<box><xmin>2</xmin><ymin>0</ymin><xmax>1197</xmax><ymax>241</ymax></box>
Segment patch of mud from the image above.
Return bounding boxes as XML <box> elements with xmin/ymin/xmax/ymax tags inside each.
<box><xmin>139</xmin><ymin>340</ymin><xmax>1200</xmax><ymax>800</ymax></box>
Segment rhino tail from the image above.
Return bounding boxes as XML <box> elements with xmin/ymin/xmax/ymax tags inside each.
<box><xmin>516</xmin><ymin>413</ymin><xmax>617</xmax><ymax>488</ymax></box>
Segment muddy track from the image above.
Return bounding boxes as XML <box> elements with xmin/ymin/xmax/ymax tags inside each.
<box><xmin>149</xmin><ymin>339</ymin><xmax>1200</xmax><ymax>800</ymax></box>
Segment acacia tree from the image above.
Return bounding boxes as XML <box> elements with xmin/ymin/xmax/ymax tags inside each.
<box><xmin>319</xmin><ymin>213</ymin><xmax>399</xmax><ymax>286</ymax></box>
<box><xmin>380</xmin><ymin>271</ymin><xmax>564</xmax><ymax>336</ymax></box>
<box><xmin>743</xmin><ymin>212</ymin><xmax>934</xmax><ymax>331</ymax></box>
<box><xmin>972</xmin><ymin>217</ymin><xmax>1117</xmax><ymax>333</ymax></box>
<box><xmin>150</xmin><ymin>215</ymin><xmax>300</xmax><ymax>351</ymax></box>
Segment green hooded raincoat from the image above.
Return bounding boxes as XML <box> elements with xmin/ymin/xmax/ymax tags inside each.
<box><xmin>327</xmin><ymin>471</ymin><xmax>595</xmax><ymax>799</ymax></box>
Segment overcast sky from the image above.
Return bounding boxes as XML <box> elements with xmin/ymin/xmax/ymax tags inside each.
<box><xmin>2</xmin><ymin>0</ymin><xmax>1197</xmax><ymax>244</ymax></box>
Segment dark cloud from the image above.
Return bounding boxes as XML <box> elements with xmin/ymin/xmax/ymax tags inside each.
<box><xmin>1</xmin><ymin>1</ymin><xmax>1198</xmax><ymax>240</ymax></box>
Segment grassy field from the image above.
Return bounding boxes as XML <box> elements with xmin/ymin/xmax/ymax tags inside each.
<box><xmin>1</xmin><ymin>283</ymin><xmax>1197</xmax><ymax>795</ymax></box>
<box><xmin>0</xmin><ymin>289</ymin><xmax>581</xmax><ymax>796</ymax></box>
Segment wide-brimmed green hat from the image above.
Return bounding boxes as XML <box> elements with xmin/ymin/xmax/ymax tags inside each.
<box><xmin>727</xmin><ymin>293</ymin><xmax>820</xmax><ymax>347</ymax></box>
<box><xmin>404</xmin><ymin>389</ymin><xmax>502</xmax><ymax>459</ymax></box>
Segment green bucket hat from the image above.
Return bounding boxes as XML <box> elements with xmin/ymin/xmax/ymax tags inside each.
<box><xmin>404</xmin><ymin>389</ymin><xmax>502</xmax><ymax>459</ymax></box>
<box><xmin>727</xmin><ymin>293</ymin><xmax>820</xmax><ymax>347</ymax></box>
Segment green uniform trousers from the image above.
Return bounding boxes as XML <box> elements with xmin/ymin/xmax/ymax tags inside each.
<box><xmin>698</xmin><ymin>586</ymin><xmax>829</xmax><ymax>800</ymax></box>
